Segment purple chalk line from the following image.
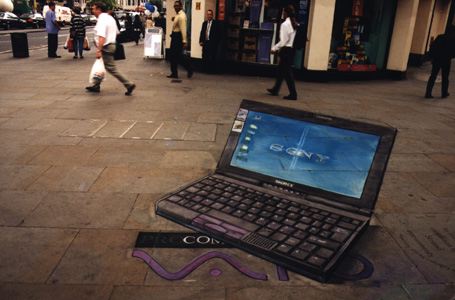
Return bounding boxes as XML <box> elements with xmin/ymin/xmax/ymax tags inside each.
<box><xmin>132</xmin><ymin>249</ymin><xmax>268</xmax><ymax>281</ymax></box>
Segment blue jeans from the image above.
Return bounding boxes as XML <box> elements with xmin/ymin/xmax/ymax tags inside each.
<box><xmin>74</xmin><ymin>36</ymin><xmax>84</xmax><ymax>57</ymax></box>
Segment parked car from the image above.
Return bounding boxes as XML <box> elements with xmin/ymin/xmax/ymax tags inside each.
<box><xmin>19</xmin><ymin>12</ymin><xmax>45</xmax><ymax>29</ymax></box>
<box><xmin>0</xmin><ymin>12</ymin><xmax>27</xmax><ymax>30</ymax></box>
<box><xmin>81</xmin><ymin>13</ymin><xmax>97</xmax><ymax>25</ymax></box>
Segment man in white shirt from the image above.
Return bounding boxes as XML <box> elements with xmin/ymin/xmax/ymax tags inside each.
<box><xmin>267</xmin><ymin>5</ymin><xmax>297</xmax><ymax>100</ymax></box>
<box><xmin>86</xmin><ymin>2</ymin><xmax>136</xmax><ymax>95</ymax></box>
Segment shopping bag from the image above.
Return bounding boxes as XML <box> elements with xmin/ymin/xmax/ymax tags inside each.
<box><xmin>89</xmin><ymin>58</ymin><xmax>106</xmax><ymax>84</ymax></box>
<box><xmin>83</xmin><ymin>37</ymin><xmax>91</xmax><ymax>51</ymax></box>
<box><xmin>114</xmin><ymin>42</ymin><xmax>126</xmax><ymax>60</ymax></box>
<box><xmin>67</xmin><ymin>37</ymin><xmax>74</xmax><ymax>53</ymax></box>
<box><xmin>63</xmin><ymin>36</ymin><xmax>69</xmax><ymax>49</ymax></box>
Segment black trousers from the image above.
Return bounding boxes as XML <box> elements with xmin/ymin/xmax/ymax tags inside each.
<box><xmin>170</xmin><ymin>32</ymin><xmax>192</xmax><ymax>76</ymax></box>
<box><xmin>426</xmin><ymin>59</ymin><xmax>451</xmax><ymax>97</ymax></box>
<box><xmin>202</xmin><ymin>40</ymin><xmax>218</xmax><ymax>73</ymax></box>
<box><xmin>48</xmin><ymin>33</ymin><xmax>58</xmax><ymax>57</ymax></box>
<box><xmin>271</xmin><ymin>47</ymin><xmax>297</xmax><ymax>97</ymax></box>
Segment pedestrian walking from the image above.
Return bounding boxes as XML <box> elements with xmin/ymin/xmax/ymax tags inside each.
<box><xmin>199</xmin><ymin>9</ymin><xmax>220</xmax><ymax>73</ymax></box>
<box><xmin>85</xmin><ymin>2</ymin><xmax>136</xmax><ymax>96</ymax></box>
<box><xmin>167</xmin><ymin>0</ymin><xmax>193</xmax><ymax>79</ymax></box>
<box><xmin>425</xmin><ymin>32</ymin><xmax>455</xmax><ymax>99</ymax></box>
<box><xmin>267</xmin><ymin>5</ymin><xmax>298</xmax><ymax>101</ymax></box>
<box><xmin>71</xmin><ymin>6</ymin><xmax>86</xmax><ymax>59</ymax></box>
<box><xmin>125</xmin><ymin>14</ymin><xmax>134</xmax><ymax>42</ymax></box>
<box><xmin>45</xmin><ymin>2</ymin><xmax>61</xmax><ymax>58</ymax></box>
<box><xmin>133</xmin><ymin>14</ymin><xmax>143</xmax><ymax>45</ymax></box>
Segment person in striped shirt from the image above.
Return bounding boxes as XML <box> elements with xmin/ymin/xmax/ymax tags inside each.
<box><xmin>71</xmin><ymin>6</ymin><xmax>86</xmax><ymax>59</ymax></box>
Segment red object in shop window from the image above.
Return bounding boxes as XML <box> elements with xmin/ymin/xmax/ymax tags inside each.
<box><xmin>352</xmin><ymin>0</ymin><xmax>364</xmax><ymax>17</ymax></box>
<box><xmin>337</xmin><ymin>64</ymin><xmax>351</xmax><ymax>72</ymax></box>
<box><xmin>351</xmin><ymin>64</ymin><xmax>377</xmax><ymax>72</ymax></box>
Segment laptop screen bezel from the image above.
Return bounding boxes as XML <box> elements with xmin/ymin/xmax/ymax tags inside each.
<box><xmin>216</xmin><ymin>100</ymin><xmax>396</xmax><ymax>213</ymax></box>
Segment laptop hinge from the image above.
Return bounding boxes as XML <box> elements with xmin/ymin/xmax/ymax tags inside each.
<box><xmin>215</xmin><ymin>171</ymin><xmax>261</xmax><ymax>185</ymax></box>
<box><xmin>305</xmin><ymin>194</ymin><xmax>372</xmax><ymax>216</ymax></box>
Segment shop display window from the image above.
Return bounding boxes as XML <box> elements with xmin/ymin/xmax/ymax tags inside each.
<box><xmin>328</xmin><ymin>0</ymin><xmax>396</xmax><ymax>72</ymax></box>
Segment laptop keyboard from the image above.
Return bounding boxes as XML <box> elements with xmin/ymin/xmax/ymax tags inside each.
<box><xmin>163</xmin><ymin>176</ymin><xmax>363</xmax><ymax>270</ymax></box>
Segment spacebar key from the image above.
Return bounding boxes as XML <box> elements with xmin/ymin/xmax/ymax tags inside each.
<box><xmin>206</xmin><ymin>210</ymin><xmax>259</xmax><ymax>232</ymax></box>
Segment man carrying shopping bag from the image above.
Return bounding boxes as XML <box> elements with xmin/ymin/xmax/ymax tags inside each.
<box><xmin>86</xmin><ymin>2</ymin><xmax>136</xmax><ymax>95</ymax></box>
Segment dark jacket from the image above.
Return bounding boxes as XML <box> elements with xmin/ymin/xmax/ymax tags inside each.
<box><xmin>199</xmin><ymin>19</ymin><xmax>219</xmax><ymax>44</ymax></box>
<box><xmin>428</xmin><ymin>34</ymin><xmax>455</xmax><ymax>61</ymax></box>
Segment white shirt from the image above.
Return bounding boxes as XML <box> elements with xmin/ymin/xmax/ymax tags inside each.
<box><xmin>272</xmin><ymin>18</ymin><xmax>296</xmax><ymax>52</ymax></box>
<box><xmin>206</xmin><ymin>20</ymin><xmax>212</xmax><ymax>40</ymax></box>
<box><xmin>94</xmin><ymin>13</ymin><xmax>119</xmax><ymax>46</ymax></box>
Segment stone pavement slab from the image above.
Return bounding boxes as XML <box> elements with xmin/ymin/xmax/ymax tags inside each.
<box><xmin>0</xmin><ymin>190</ymin><xmax>47</xmax><ymax>226</ymax></box>
<box><xmin>0</xmin><ymin>227</ymin><xmax>77</xmax><ymax>283</ymax></box>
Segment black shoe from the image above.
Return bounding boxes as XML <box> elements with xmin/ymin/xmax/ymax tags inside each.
<box><xmin>442</xmin><ymin>93</ymin><xmax>450</xmax><ymax>98</ymax></box>
<box><xmin>425</xmin><ymin>94</ymin><xmax>434</xmax><ymax>99</ymax></box>
<box><xmin>80</xmin><ymin>56</ymin><xmax>84</xmax><ymax>59</ymax></box>
<box><xmin>283</xmin><ymin>95</ymin><xmax>297</xmax><ymax>101</ymax></box>
<box><xmin>267</xmin><ymin>88</ymin><xmax>278</xmax><ymax>96</ymax></box>
<box><xmin>73</xmin><ymin>56</ymin><xmax>78</xmax><ymax>59</ymax></box>
<box><xmin>125</xmin><ymin>84</ymin><xmax>136</xmax><ymax>96</ymax></box>
<box><xmin>187</xmin><ymin>70</ymin><xmax>194</xmax><ymax>78</ymax></box>
<box><xmin>85</xmin><ymin>86</ymin><xmax>100</xmax><ymax>93</ymax></box>
<box><xmin>49</xmin><ymin>55</ymin><xmax>61</xmax><ymax>58</ymax></box>
<box><xmin>167</xmin><ymin>74</ymin><xmax>178</xmax><ymax>79</ymax></box>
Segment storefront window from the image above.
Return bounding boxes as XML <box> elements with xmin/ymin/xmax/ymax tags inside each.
<box><xmin>225</xmin><ymin>0</ymin><xmax>309</xmax><ymax>65</ymax></box>
<box><xmin>328</xmin><ymin>0</ymin><xmax>396</xmax><ymax>72</ymax></box>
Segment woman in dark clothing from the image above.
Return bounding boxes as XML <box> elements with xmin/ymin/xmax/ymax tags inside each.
<box><xmin>125</xmin><ymin>14</ymin><xmax>134</xmax><ymax>42</ymax></box>
<box><xmin>71</xmin><ymin>6</ymin><xmax>86</xmax><ymax>59</ymax></box>
<box><xmin>267</xmin><ymin>5</ymin><xmax>298</xmax><ymax>100</ymax></box>
<box><xmin>133</xmin><ymin>14</ymin><xmax>143</xmax><ymax>45</ymax></box>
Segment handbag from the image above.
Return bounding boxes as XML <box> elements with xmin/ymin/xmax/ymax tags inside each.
<box><xmin>83</xmin><ymin>37</ymin><xmax>91</xmax><ymax>51</ymax></box>
<box><xmin>114</xmin><ymin>42</ymin><xmax>126</xmax><ymax>60</ymax></box>
<box><xmin>67</xmin><ymin>37</ymin><xmax>74</xmax><ymax>53</ymax></box>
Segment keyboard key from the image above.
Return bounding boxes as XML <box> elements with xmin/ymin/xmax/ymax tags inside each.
<box><xmin>267</xmin><ymin>222</ymin><xmax>281</xmax><ymax>230</ymax></box>
<box><xmin>233</xmin><ymin>210</ymin><xmax>245</xmax><ymax>218</ymax></box>
<box><xmin>288</xmin><ymin>206</ymin><xmax>300</xmax><ymax>213</ymax></box>
<box><xmin>203</xmin><ymin>186</ymin><xmax>213</xmax><ymax>192</ymax></box>
<box><xmin>222</xmin><ymin>206</ymin><xmax>234</xmax><ymax>214</ymax></box>
<box><xmin>316</xmin><ymin>248</ymin><xmax>334</xmax><ymax>259</ymax></box>
<box><xmin>307</xmin><ymin>255</ymin><xmax>326</xmax><ymax>267</ymax></box>
<box><xmin>291</xmin><ymin>249</ymin><xmax>310</xmax><ymax>261</ymax></box>
<box><xmin>186</xmin><ymin>186</ymin><xmax>199</xmax><ymax>193</ymax></box>
<box><xmin>270</xmin><ymin>232</ymin><xmax>287</xmax><ymax>242</ymax></box>
<box><xmin>232</xmin><ymin>195</ymin><xmax>243</xmax><ymax>201</ymax></box>
<box><xmin>194</xmin><ymin>183</ymin><xmax>204</xmax><ymax>188</ymax></box>
<box><xmin>212</xmin><ymin>188</ymin><xmax>223</xmax><ymax>195</ymax></box>
<box><xmin>295</xmin><ymin>222</ymin><xmax>309</xmax><ymax>231</ymax></box>
<box><xmin>272</xmin><ymin>215</ymin><xmax>284</xmax><ymax>222</ymax></box>
<box><xmin>300</xmin><ymin>216</ymin><xmax>312</xmax><ymax>224</ymax></box>
<box><xmin>283</xmin><ymin>218</ymin><xmax>296</xmax><ymax>226</ymax></box>
<box><xmin>243</xmin><ymin>213</ymin><xmax>256</xmax><ymax>222</ymax></box>
<box><xmin>257</xmin><ymin>228</ymin><xmax>274</xmax><ymax>237</ymax></box>
<box><xmin>215</xmin><ymin>183</ymin><xmax>227</xmax><ymax>189</ymax></box>
<box><xmin>320</xmin><ymin>211</ymin><xmax>329</xmax><ymax>216</ymax></box>
<box><xmin>299</xmin><ymin>242</ymin><xmax>317</xmax><ymax>252</ymax></box>
<box><xmin>338</xmin><ymin>221</ymin><xmax>357</xmax><ymax>231</ymax></box>
<box><xmin>211</xmin><ymin>202</ymin><xmax>224</xmax><ymax>210</ymax></box>
<box><xmin>222</xmin><ymin>192</ymin><xmax>233</xmax><ymax>198</ymax></box>
<box><xmin>331</xmin><ymin>231</ymin><xmax>350</xmax><ymax>243</ymax></box>
<box><xmin>279</xmin><ymin>226</ymin><xmax>295</xmax><ymax>235</ymax></box>
<box><xmin>201</xmin><ymin>179</ymin><xmax>215</xmax><ymax>185</ymax></box>
<box><xmin>168</xmin><ymin>195</ymin><xmax>182</xmax><ymax>202</ymax></box>
<box><xmin>242</xmin><ymin>199</ymin><xmax>254</xmax><ymax>205</ymax></box>
<box><xmin>275</xmin><ymin>209</ymin><xmax>287</xmax><ymax>216</ymax></box>
<box><xmin>253</xmin><ymin>202</ymin><xmax>264</xmax><ymax>208</ymax></box>
<box><xmin>342</xmin><ymin>217</ymin><xmax>352</xmax><ymax>223</ymax></box>
<box><xmin>260</xmin><ymin>211</ymin><xmax>273</xmax><ymax>218</ymax></box>
<box><xmin>319</xmin><ymin>230</ymin><xmax>332</xmax><ymax>239</ymax></box>
<box><xmin>199</xmin><ymin>206</ymin><xmax>210</xmax><ymax>213</ymax></box>
<box><xmin>308</xmin><ymin>235</ymin><xmax>340</xmax><ymax>250</ymax></box>
<box><xmin>326</xmin><ymin>217</ymin><xmax>337</xmax><ymax>224</ymax></box>
<box><xmin>204</xmin><ymin>223</ymin><xmax>227</xmax><ymax>234</ymax></box>
<box><xmin>227</xmin><ymin>200</ymin><xmax>238</xmax><ymax>206</ymax></box>
<box><xmin>255</xmin><ymin>217</ymin><xmax>268</xmax><ymax>226</ymax></box>
<box><xmin>322</xmin><ymin>224</ymin><xmax>332</xmax><ymax>231</ymax></box>
<box><xmin>309</xmin><ymin>227</ymin><xmax>319</xmax><ymax>235</ymax></box>
<box><xmin>197</xmin><ymin>190</ymin><xmax>209</xmax><ymax>196</ymax></box>
<box><xmin>312</xmin><ymin>221</ymin><xmax>323</xmax><ymax>228</ymax></box>
<box><xmin>238</xmin><ymin>203</ymin><xmax>248</xmax><ymax>210</ymax></box>
<box><xmin>264</xmin><ymin>205</ymin><xmax>275</xmax><ymax>212</ymax></box>
<box><xmin>293</xmin><ymin>230</ymin><xmax>308</xmax><ymax>240</ymax></box>
<box><xmin>277</xmin><ymin>203</ymin><xmax>289</xmax><ymax>209</ymax></box>
<box><xmin>192</xmin><ymin>195</ymin><xmax>204</xmax><ymax>202</ymax></box>
<box><xmin>313</xmin><ymin>214</ymin><xmax>324</xmax><ymax>221</ymax></box>
<box><xmin>285</xmin><ymin>237</ymin><xmax>300</xmax><ymax>246</ymax></box>
<box><xmin>287</xmin><ymin>213</ymin><xmax>299</xmax><ymax>220</ymax></box>
<box><xmin>275</xmin><ymin>243</ymin><xmax>292</xmax><ymax>254</ymax></box>
<box><xmin>178</xmin><ymin>199</ymin><xmax>188</xmax><ymax>205</ymax></box>
<box><xmin>207</xmin><ymin>194</ymin><xmax>219</xmax><ymax>200</ymax></box>
<box><xmin>310</xmin><ymin>208</ymin><xmax>319</xmax><ymax>213</ymax></box>
<box><xmin>178</xmin><ymin>191</ymin><xmax>189</xmax><ymax>196</ymax></box>
<box><xmin>206</xmin><ymin>210</ymin><xmax>259</xmax><ymax>232</ymax></box>
<box><xmin>192</xmin><ymin>204</ymin><xmax>202</xmax><ymax>211</ymax></box>
<box><xmin>248</xmin><ymin>207</ymin><xmax>260</xmax><ymax>214</ymax></box>
<box><xmin>201</xmin><ymin>199</ymin><xmax>214</xmax><ymax>206</ymax></box>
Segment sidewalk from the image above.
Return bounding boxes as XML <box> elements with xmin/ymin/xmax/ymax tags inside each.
<box><xmin>0</xmin><ymin>43</ymin><xmax>454</xmax><ymax>300</ymax></box>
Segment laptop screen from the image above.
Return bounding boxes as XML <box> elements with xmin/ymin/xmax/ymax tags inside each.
<box><xmin>229</xmin><ymin>110</ymin><xmax>380</xmax><ymax>199</ymax></box>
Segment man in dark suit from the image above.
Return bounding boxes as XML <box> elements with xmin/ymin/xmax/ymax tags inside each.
<box><xmin>199</xmin><ymin>9</ymin><xmax>219</xmax><ymax>73</ymax></box>
<box><xmin>425</xmin><ymin>32</ymin><xmax>455</xmax><ymax>99</ymax></box>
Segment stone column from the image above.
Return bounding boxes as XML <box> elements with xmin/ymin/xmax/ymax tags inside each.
<box><xmin>304</xmin><ymin>0</ymin><xmax>336</xmax><ymax>71</ymax></box>
<box><xmin>386</xmin><ymin>0</ymin><xmax>420</xmax><ymax>71</ymax></box>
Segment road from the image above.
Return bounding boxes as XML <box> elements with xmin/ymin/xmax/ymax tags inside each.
<box><xmin>0</xmin><ymin>27</ymin><xmax>95</xmax><ymax>53</ymax></box>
